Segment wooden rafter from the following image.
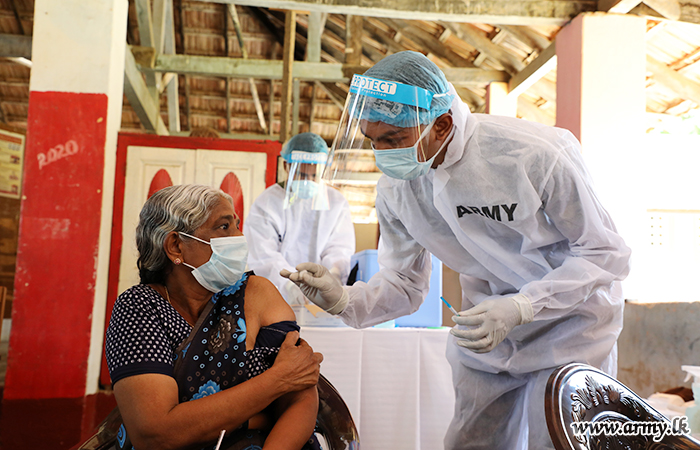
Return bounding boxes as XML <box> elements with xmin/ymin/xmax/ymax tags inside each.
<box><xmin>228</xmin><ymin>4</ymin><xmax>268</xmax><ymax>133</ymax></box>
<box><xmin>199</xmin><ymin>0</ymin><xmax>593</xmax><ymax>26</ymax></box>
<box><xmin>389</xmin><ymin>19</ymin><xmax>473</xmax><ymax>68</ymax></box>
<box><xmin>9</xmin><ymin>0</ymin><xmax>25</xmax><ymax>35</ymax></box>
<box><xmin>124</xmin><ymin>47</ymin><xmax>169</xmax><ymax>135</ymax></box>
<box><xmin>164</xmin><ymin>0</ymin><xmax>180</xmax><ymax>133</ymax></box>
<box><xmin>508</xmin><ymin>42</ymin><xmax>556</xmax><ymax>97</ymax></box>
<box><xmin>279</xmin><ymin>10</ymin><xmax>296</xmax><ymax>142</ymax></box>
<box><xmin>647</xmin><ymin>54</ymin><xmax>700</xmax><ymax>107</ymax></box>
<box><xmin>147</xmin><ymin>53</ymin><xmax>509</xmax><ymax>86</ymax></box>
<box><xmin>135</xmin><ymin>0</ymin><xmax>160</xmax><ymax>102</ymax></box>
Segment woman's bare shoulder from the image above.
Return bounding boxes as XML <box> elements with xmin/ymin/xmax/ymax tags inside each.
<box><xmin>245</xmin><ymin>275</ymin><xmax>296</xmax><ymax>326</ymax></box>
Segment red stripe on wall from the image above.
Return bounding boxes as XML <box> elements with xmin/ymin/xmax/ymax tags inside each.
<box><xmin>5</xmin><ymin>91</ymin><xmax>108</xmax><ymax>399</ymax></box>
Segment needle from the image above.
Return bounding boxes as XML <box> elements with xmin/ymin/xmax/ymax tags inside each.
<box><xmin>214</xmin><ymin>430</ymin><xmax>226</xmax><ymax>450</ymax></box>
<box><xmin>440</xmin><ymin>296</ymin><xmax>459</xmax><ymax>316</ymax></box>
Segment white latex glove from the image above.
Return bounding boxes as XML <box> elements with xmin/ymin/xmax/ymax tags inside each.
<box><xmin>450</xmin><ymin>294</ymin><xmax>534</xmax><ymax>353</ymax></box>
<box><xmin>283</xmin><ymin>280</ymin><xmax>307</xmax><ymax>306</ymax></box>
<box><xmin>280</xmin><ymin>263</ymin><xmax>349</xmax><ymax>314</ymax></box>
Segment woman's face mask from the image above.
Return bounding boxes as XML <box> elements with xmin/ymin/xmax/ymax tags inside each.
<box><xmin>179</xmin><ymin>232</ymin><xmax>248</xmax><ymax>293</ymax></box>
<box><xmin>371</xmin><ymin>120</ymin><xmax>453</xmax><ymax>180</ymax></box>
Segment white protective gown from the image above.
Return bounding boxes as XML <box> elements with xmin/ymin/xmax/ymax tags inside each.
<box><xmin>246</xmin><ymin>183</ymin><xmax>356</xmax><ymax>303</ymax></box>
<box><xmin>339</xmin><ymin>88</ymin><xmax>631</xmax><ymax>450</ymax></box>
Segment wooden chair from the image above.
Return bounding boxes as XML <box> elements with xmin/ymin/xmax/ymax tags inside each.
<box><xmin>72</xmin><ymin>374</ymin><xmax>359</xmax><ymax>450</ymax></box>
<box><xmin>545</xmin><ymin>362</ymin><xmax>700</xmax><ymax>450</ymax></box>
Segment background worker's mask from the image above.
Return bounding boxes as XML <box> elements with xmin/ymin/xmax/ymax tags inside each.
<box><xmin>290</xmin><ymin>179</ymin><xmax>320</xmax><ymax>199</ymax></box>
<box><xmin>283</xmin><ymin>150</ymin><xmax>329</xmax><ymax>210</ymax></box>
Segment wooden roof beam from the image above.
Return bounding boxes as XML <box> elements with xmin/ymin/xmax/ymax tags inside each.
<box><xmin>498</xmin><ymin>25</ymin><xmax>551</xmax><ymax>53</ymax></box>
<box><xmin>598</xmin><ymin>0</ymin><xmax>643</xmax><ymax>13</ymax></box>
<box><xmin>345</xmin><ymin>15</ymin><xmax>363</xmax><ymax>65</ymax></box>
<box><xmin>149</xmin><ymin>53</ymin><xmax>509</xmax><ymax>85</ymax></box>
<box><xmin>163</xmin><ymin>0</ymin><xmax>180</xmax><ymax>133</ymax></box>
<box><xmin>508</xmin><ymin>42</ymin><xmax>556</xmax><ymax>97</ymax></box>
<box><xmin>228</xmin><ymin>5</ymin><xmax>268</xmax><ymax>133</ymax></box>
<box><xmin>451</xmin><ymin>23</ymin><xmax>525</xmax><ymax>75</ymax></box>
<box><xmin>647</xmin><ymin>54</ymin><xmax>700</xmax><ymax>107</ymax></box>
<box><xmin>124</xmin><ymin>47</ymin><xmax>169</xmax><ymax>135</ymax></box>
<box><xmin>135</xmin><ymin>0</ymin><xmax>161</xmax><ymax>103</ymax></box>
<box><xmin>202</xmin><ymin>0</ymin><xmax>593</xmax><ymax>26</ymax></box>
<box><xmin>598</xmin><ymin>0</ymin><xmax>681</xmax><ymax>20</ymax></box>
<box><xmin>388</xmin><ymin>19</ymin><xmax>474</xmax><ymax>68</ymax></box>
<box><xmin>306</xmin><ymin>12</ymin><xmax>326</xmax><ymax>63</ymax></box>
<box><xmin>280</xmin><ymin>10</ymin><xmax>296</xmax><ymax>142</ymax></box>
<box><xmin>0</xmin><ymin>34</ymin><xmax>31</xmax><ymax>58</ymax></box>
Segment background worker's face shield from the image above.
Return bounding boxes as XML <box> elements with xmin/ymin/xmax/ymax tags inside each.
<box><xmin>284</xmin><ymin>151</ymin><xmax>329</xmax><ymax>210</ymax></box>
<box><xmin>323</xmin><ymin>74</ymin><xmax>442</xmax><ymax>184</ymax></box>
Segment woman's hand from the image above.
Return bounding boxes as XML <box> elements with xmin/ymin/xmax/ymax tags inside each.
<box><xmin>270</xmin><ymin>331</ymin><xmax>323</xmax><ymax>393</ymax></box>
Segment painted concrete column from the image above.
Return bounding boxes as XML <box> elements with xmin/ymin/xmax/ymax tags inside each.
<box><xmin>485</xmin><ymin>81</ymin><xmax>517</xmax><ymax>117</ymax></box>
<box><xmin>555</xmin><ymin>13</ymin><xmax>646</xmax><ymax>291</ymax></box>
<box><xmin>5</xmin><ymin>0</ymin><xmax>128</xmax><ymax>399</ymax></box>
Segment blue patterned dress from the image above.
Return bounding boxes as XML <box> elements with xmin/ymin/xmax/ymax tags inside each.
<box><xmin>106</xmin><ymin>272</ymin><xmax>321</xmax><ymax>450</ymax></box>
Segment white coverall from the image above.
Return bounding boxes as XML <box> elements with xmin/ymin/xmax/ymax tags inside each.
<box><xmin>246</xmin><ymin>183</ymin><xmax>356</xmax><ymax>303</ymax></box>
<box><xmin>338</xmin><ymin>90</ymin><xmax>631</xmax><ymax>450</ymax></box>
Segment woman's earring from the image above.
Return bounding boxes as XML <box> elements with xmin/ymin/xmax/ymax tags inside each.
<box><xmin>174</xmin><ymin>258</ymin><xmax>181</xmax><ymax>265</ymax></box>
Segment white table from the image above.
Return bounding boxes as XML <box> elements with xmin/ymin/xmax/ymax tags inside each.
<box><xmin>301</xmin><ymin>326</ymin><xmax>456</xmax><ymax>450</ymax></box>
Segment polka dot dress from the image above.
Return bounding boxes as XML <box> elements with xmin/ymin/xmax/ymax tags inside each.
<box><xmin>106</xmin><ymin>284</ymin><xmax>191</xmax><ymax>384</ymax></box>
<box><xmin>105</xmin><ymin>274</ymin><xmax>321</xmax><ymax>450</ymax></box>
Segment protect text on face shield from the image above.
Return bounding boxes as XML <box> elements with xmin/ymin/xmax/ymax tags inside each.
<box><xmin>351</xmin><ymin>76</ymin><xmax>397</xmax><ymax>95</ymax></box>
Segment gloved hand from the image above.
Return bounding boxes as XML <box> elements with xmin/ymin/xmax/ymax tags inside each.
<box><xmin>450</xmin><ymin>294</ymin><xmax>534</xmax><ymax>353</ymax></box>
<box><xmin>280</xmin><ymin>263</ymin><xmax>349</xmax><ymax>314</ymax></box>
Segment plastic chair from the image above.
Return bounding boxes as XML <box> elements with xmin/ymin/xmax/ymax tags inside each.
<box><xmin>545</xmin><ymin>362</ymin><xmax>700</xmax><ymax>450</ymax></box>
<box><xmin>72</xmin><ymin>374</ymin><xmax>359</xmax><ymax>450</ymax></box>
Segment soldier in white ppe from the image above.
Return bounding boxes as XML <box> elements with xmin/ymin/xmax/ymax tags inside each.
<box><xmin>281</xmin><ymin>51</ymin><xmax>631</xmax><ymax>450</ymax></box>
<box><xmin>246</xmin><ymin>132</ymin><xmax>355</xmax><ymax>305</ymax></box>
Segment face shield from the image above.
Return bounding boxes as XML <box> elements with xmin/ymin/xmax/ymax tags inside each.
<box><xmin>323</xmin><ymin>74</ymin><xmax>449</xmax><ymax>183</ymax></box>
<box><xmin>284</xmin><ymin>150</ymin><xmax>329</xmax><ymax>211</ymax></box>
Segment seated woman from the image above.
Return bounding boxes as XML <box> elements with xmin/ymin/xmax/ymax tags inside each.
<box><xmin>105</xmin><ymin>184</ymin><xmax>324</xmax><ymax>450</ymax></box>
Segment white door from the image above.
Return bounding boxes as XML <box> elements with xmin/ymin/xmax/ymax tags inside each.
<box><xmin>195</xmin><ymin>148</ymin><xmax>267</xmax><ymax>228</ymax></box>
<box><xmin>118</xmin><ymin>146</ymin><xmax>267</xmax><ymax>295</ymax></box>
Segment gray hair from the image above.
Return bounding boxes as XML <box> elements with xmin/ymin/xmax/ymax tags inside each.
<box><xmin>136</xmin><ymin>184</ymin><xmax>233</xmax><ymax>285</ymax></box>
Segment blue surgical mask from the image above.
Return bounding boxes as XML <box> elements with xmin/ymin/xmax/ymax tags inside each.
<box><xmin>180</xmin><ymin>232</ymin><xmax>248</xmax><ymax>293</ymax></box>
<box><xmin>372</xmin><ymin>121</ymin><xmax>452</xmax><ymax>180</ymax></box>
<box><xmin>290</xmin><ymin>179</ymin><xmax>319</xmax><ymax>199</ymax></box>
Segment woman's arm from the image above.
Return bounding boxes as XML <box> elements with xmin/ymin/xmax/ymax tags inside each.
<box><xmin>264</xmin><ymin>387</ymin><xmax>319</xmax><ymax>450</ymax></box>
<box><xmin>114</xmin><ymin>341</ymin><xmax>316</xmax><ymax>450</ymax></box>
<box><xmin>244</xmin><ymin>275</ymin><xmax>323</xmax><ymax>450</ymax></box>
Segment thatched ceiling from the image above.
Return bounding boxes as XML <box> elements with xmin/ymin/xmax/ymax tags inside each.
<box><xmin>3</xmin><ymin>0</ymin><xmax>700</xmax><ymax>221</ymax></box>
<box><xmin>3</xmin><ymin>1</ymin><xmax>700</xmax><ymax>137</ymax></box>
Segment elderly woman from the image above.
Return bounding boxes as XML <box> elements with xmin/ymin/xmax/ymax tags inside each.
<box><xmin>105</xmin><ymin>184</ymin><xmax>323</xmax><ymax>450</ymax></box>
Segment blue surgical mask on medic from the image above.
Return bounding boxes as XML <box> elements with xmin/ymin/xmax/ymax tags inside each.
<box><xmin>179</xmin><ymin>232</ymin><xmax>248</xmax><ymax>293</ymax></box>
<box><xmin>290</xmin><ymin>179</ymin><xmax>319</xmax><ymax>199</ymax></box>
<box><xmin>371</xmin><ymin>120</ymin><xmax>453</xmax><ymax>181</ymax></box>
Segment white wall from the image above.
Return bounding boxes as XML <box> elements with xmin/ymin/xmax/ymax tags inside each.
<box><xmin>621</xmin><ymin>134</ymin><xmax>700</xmax><ymax>303</ymax></box>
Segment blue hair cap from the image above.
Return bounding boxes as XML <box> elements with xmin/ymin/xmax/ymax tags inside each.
<box><xmin>281</xmin><ymin>132</ymin><xmax>329</xmax><ymax>162</ymax></box>
<box><xmin>361</xmin><ymin>51</ymin><xmax>455</xmax><ymax>126</ymax></box>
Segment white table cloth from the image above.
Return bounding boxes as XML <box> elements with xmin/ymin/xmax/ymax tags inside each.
<box><xmin>301</xmin><ymin>326</ymin><xmax>456</xmax><ymax>450</ymax></box>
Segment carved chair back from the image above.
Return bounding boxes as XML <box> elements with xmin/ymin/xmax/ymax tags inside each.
<box><xmin>545</xmin><ymin>363</ymin><xmax>700</xmax><ymax>450</ymax></box>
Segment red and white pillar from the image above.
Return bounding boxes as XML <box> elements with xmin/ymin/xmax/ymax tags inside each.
<box><xmin>555</xmin><ymin>12</ymin><xmax>647</xmax><ymax>282</ymax></box>
<box><xmin>5</xmin><ymin>0</ymin><xmax>127</xmax><ymax>399</ymax></box>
